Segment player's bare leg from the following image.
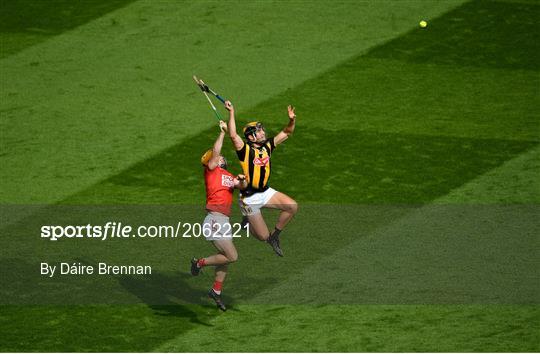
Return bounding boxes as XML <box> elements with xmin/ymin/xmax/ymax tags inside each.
<box><xmin>263</xmin><ymin>192</ymin><xmax>298</xmax><ymax>257</ymax></box>
<box><xmin>246</xmin><ymin>212</ymin><xmax>271</xmax><ymax>241</ymax></box>
<box><xmin>214</xmin><ymin>264</ymin><xmax>227</xmax><ymax>283</ymax></box>
<box><xmin>191</xmin><ymin>239</ymin><xmax>236</xmax><ymax>311</ymax></box>
<box><xmin>266</xmin><ymin>192</ymin><xmax>298</xmax><ymax>230</ymax></box>
<box><xmin>191</xmin><ymin>239</ymin><xmax>237</xmax><ymax>274</ymax></box>
<box><xmin>210</xmin><ymin>242</ymin><xmax>232</xmax><ymax>311</ymax></box>
<box><xmin>247</xmin><ymin>212</ymin><xmax>283</xmax><ymax>256</ymax></box>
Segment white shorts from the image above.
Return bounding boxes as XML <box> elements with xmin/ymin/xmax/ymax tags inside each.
<box><xmin>202</xmin><ymin>212</ymin><xmax>233</xmax><ymax>242</ymax></box>
<box><xmin>238</xmin><ymin>187</ymin><xmax>278</xmax><ymax>216</ymax></box>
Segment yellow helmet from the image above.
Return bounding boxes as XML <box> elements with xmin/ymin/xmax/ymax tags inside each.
<box><xmin>201</xmin><ymin>149</ymin><xmax>228</xmax><ymax>169</ymax></box>
<box><xmin>201</xmin><ymin>149</ymin><xmax>213</xmax><ymax>166</ymax></box>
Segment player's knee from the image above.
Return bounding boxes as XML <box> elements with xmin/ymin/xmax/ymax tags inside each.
<box><xmin>288</xmin><ymin>200</ymin><xmax>298</xmax><ymax>214</ymax></box>
<box><xmin>227</xmin><ymin>252</ymin><xmax>238</xmax><ymax>263</ymax></box>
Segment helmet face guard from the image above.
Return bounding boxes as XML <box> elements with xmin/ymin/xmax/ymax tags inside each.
<box><xmin>244</xmin><ymin>122</ymin><xmax>265</xmax><ymax>140</ymax></box>
<box><xmin>219</xmin><ymin>157</ymin><xmax>228</xmax><ymax>170</ymax></box>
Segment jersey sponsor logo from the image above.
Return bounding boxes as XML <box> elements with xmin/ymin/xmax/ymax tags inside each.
<box><xmin>253</xmin><ymin>156</ymin><xmax>270</xmax><ymax>166</ymax></box>
<box><xmin>221</xmin><ymin>174</ymin><xmax>234</xmax><ymax>187</ymax></box>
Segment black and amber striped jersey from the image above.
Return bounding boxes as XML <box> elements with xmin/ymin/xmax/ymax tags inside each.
<box><xmin>236</xmin><ymin>138</ymin><xmax>275</xmax><ymax>196</ymax></box>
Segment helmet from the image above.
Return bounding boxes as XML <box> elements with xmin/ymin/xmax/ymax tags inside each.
<box><xmin>243</xmin><ymin>121</ymin><xmax>264</xmax><ymax>140</ymax></box>
<box><xmin>201</xmin><ymin>149</ymin><xmax>228</xmax><ymax>169</ymax></box>
<box><xmin>201</xmin><ymin>149</ymin><xmax>213</xmax><ymax>166</ymax></box>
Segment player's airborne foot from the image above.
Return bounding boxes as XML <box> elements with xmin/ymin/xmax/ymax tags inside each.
<box><xmin>190</xmin><ymin>258</ymin><xmax>201</xmax><ymax>276</ymax></box>
<box><xmin>267</xmin><ymin>232</ymin><xmax>284</xmax><ymax>257</ymax></box>
<box><xmin>208</xmin><ymin>289</ymin><xmax>227</xmax><ymax>311</ymax></box>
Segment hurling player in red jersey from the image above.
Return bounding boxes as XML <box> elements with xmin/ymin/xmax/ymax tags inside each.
<box><xmin>191</xmin><ymin>120</ymin><xmax>246</xmax><ymax>311</ymax></box>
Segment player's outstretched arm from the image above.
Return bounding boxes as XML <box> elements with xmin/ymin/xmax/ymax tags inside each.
<box><xmin>224</xmin><ymin>100</ymin><xmax>244</xmax><ymax>151</ymax></box>
<box><xmin>207</xmin><ymin>121</ymin><xmax>227</xmax><ymax>170</ymax></box>
<box><xmin>274</xmin><ymin>105</ymin><xmax>296</xmax><ymax>146</ymax></box>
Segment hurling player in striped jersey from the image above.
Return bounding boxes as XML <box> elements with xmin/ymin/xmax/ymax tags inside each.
<box><xmin>225</xmin><ymin>100</ymin><xmax>298</xmax><ymax>257</ymax></box>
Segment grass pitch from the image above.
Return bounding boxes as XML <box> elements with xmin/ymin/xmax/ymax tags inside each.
<box><xmin>1</xmin><ymin>0</ymin><xmax>539</xmax><ymax>352</ymax></box>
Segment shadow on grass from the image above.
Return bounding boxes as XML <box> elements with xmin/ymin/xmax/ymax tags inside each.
<box><xmin>366</xmin><ymin>0</ymin><xmax>540</xmax><ymax>70</ymax></box>
<box><xmin>0</xmin><ymin>0</ymin><xmax>137</xmax><ymax>58</ymax></box>
<box><xmin>68</xmin><ymin>126</ymin><xmax>538</xmax><ymax>204</ymax></box>
<box><xmin>74</xmin><ymin>258</ymin><xmax>214</xmax><ymax>324</ymax></box>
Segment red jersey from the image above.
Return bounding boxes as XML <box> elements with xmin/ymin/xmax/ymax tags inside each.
<box><xmin>204</xmin><ymin>166</ymin><xmax>235</xmax><ymax>216</ymax></box>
